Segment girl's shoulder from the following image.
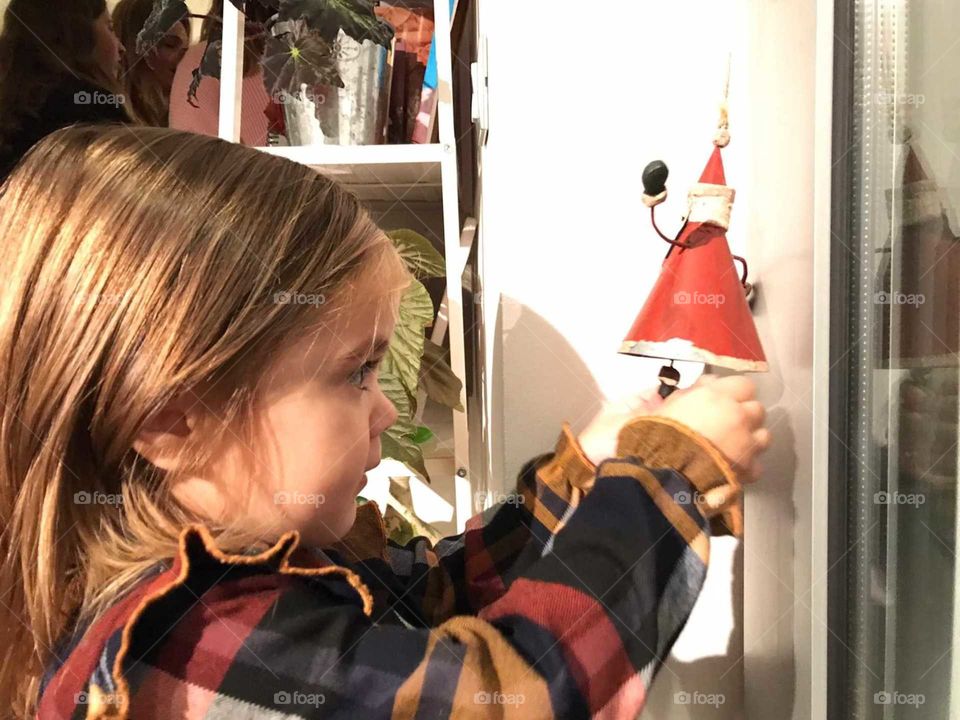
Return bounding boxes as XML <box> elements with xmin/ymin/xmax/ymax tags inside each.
<box><xmin>37</xmin><ymin>504</ymin><xmax>389</xmax><ymax>719</ymax></box>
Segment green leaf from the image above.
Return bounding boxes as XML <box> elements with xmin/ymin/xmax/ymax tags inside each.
<box><xmin>419</xmin><ymin>341</ymin><xmax>464</xmax><ymax>411</ymax></box>
<box><xmin>380</xmin><ymin>417</ymin><xmax>430</xmax><ymax>482</ymax></box>
<box><xmin>262</xmin><ymin>19</ymin><xmax>343</xmax><ymax>97</ymax></box>
<box><xmin>410</xmin><ymin>426</ymin><xmax>433</xmax><ymax>444</ymax></box>
<box><xmin>375</xmin><ymin>262</ymin><xmax>440</xmax><ymax>484</ymax></box>
<box><xmin>382</xmin><ymin>280</ymin><xmax>432</xmax><ymax>398</ymax></box>
<box><xmin>278</xmin><ymin>0</ymin><xmax>394</xmax><ymax>47</ymax></box>
<box><xmin>387</xmin><ymin>229</ymin><xmax>446</xmax><ymax>280</ymax></box>
<box><xmin>399</xmin><ymin>277</ymin><xmax>435</xmax><ymax>325</ymax></box>
<box><xmin>378</xmin><ymin>368</ymin><xmax>413</xmax><ymax>420</ymax></box>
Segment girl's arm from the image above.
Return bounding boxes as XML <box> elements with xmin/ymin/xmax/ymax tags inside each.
<box><xmin>122</xmin><ymin>416</ymin><xmax>734</xmax><ymax>719</ymax></box>
<box><xmin>331</xmin><ymin>421</ymin><xmax>599</xmax><ymax>626</ymax></box>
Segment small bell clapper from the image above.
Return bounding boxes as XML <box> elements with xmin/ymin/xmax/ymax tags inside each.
<box><xmin>658</xmin><ymin>362</ymin><xmax>681</xmax><ymax>399</ymax></box>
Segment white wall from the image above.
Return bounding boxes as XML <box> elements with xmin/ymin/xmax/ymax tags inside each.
<box><xmin>478</xmin><ymin>0</ymin><xmax>822</xmax><ymax>718</ymax></box>
<box><xmin>478</xmin><ymin>2</ymin><xmax>753</xmax><ymax>718</ymax></box>
<box><xmin>742</xmin><ymin>1</ymin><xmax>823</xmax><ymax>719</ymax></box>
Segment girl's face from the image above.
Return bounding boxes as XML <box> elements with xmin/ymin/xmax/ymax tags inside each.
<box><xmin>92</xmin><ymin>9</ymin><xmax>124</xmax><ymax>81</ymax></box>
<box><xmin>169</xmin><ymin>278</ymin><xmax>401</xmax><ymax>547</ymax></box>
<box><xmin>146</xmin><ymin>23</ymin><xmax>189</xmax><ymax>90</ymax></box>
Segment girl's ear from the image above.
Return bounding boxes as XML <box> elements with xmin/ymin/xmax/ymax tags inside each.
<box><xmin>131</xmin><ymin>393</ymin><xmax>199</xmax><ymax>471</ymax></box>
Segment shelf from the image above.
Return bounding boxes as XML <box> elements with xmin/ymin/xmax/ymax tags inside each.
<box><xmin>218</xmin><ymin>0</ymin><xmax>476</xmax><ymax>530</ymax></box>
<box><xmin>257</xmin><ymin>144</ymin><xmax>446</xmax><ymax>203</ymax></box>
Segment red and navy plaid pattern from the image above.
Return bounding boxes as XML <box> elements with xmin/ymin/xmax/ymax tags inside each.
<box><xmin>37</xmin><ymin>418</ymin><xmax>730</xmax><ymax>719</ymax></box>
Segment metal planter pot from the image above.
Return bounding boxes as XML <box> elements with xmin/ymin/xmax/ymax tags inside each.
<box><xmin>282</xmin><ymin>30</ymin><xmax>391</xmax><ymax>146</ymax></box>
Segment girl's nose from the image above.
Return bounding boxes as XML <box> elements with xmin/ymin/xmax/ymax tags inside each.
<box><xmin>371</xmin><ymin>387</ymin><xmax>399</xmax><ymax>437</ymax></box>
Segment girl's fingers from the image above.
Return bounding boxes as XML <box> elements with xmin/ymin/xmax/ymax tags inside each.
<box><xmin>728</xmin><ymin>431</ymin><xmax>768</xmax><ymax>478</ymax></box>
<box><xmin>741</xmin><ymin>400</ymin><xmax>766</xmax><ymax>429</ymax></box>
<box><xmin>713</xmin><ymin>375</ymin><xmax>756</xmax><ymax>402</ymax></box>
<box><xmin>752</xmin><ymin>427</ymin><xmax>771</xmax><ymax>452</ymax></box>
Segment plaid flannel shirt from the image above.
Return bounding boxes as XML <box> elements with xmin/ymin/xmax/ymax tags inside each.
<box><xmin>37</xmin><ymin>416</ymin><xmax>741</xmax><ymax>720</ymax></box>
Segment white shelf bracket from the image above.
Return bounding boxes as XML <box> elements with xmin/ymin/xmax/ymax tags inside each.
<box><xmin>218</xmin><ymin>2</ymin><xmax>244</xmax><ymax>143</ymax></box>
<box><xmin>471</xmin><ymin>34</ymin><xmax>490</xmax><ymax>146</ymax></box>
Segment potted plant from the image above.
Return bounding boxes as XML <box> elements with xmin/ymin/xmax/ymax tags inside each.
<box><xmin>380</xmin><ymin>229</ymin><xmax>462</xmax><ymax>476</ymax></box>
<box><xmin>363</xmin><ymin>229</ymin><xmax>463</xmax><ymax>544</ymax></box>
<box><xmin>137</xmin><ymin>0</ymin><xmax>396</xmax><ymax>144</ymax></box>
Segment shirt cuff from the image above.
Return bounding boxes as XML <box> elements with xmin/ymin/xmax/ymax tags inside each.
<box><xmin>535</xmin><ymin>422</ymin><xmax>597</xmax><ymax>499</ymax></box>
<box><xmin>615</xmin><ymin>416</ymin><xmax>743</xmax><ymax>537</ymax></box>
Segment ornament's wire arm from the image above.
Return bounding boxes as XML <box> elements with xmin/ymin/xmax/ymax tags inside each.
<box><xmin>650</xmin><ymin>207</ymin><xmax>689</xmax><ymax>249</ymax></box>
<box><xmin>651</xmin><ymin>208</ymin><xmax>751</xmax><ymax>289</ymax></box>
<box><xmin>732</xmin><ymin>255</ymin><xmax>748</xmax><ymax>286</ymax></box>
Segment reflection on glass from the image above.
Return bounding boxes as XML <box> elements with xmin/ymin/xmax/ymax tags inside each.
<box><xmin>842</xmin><ymin>1</ymin><xmax>960</xmax><ymax>717</ymax></box>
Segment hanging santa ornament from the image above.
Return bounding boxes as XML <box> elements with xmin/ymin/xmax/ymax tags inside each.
<box><xmin>878</xmin><ymin>137</ymin><xmax>960</xmax><ymax>368</ymax></box>
<box><xmin>620</xmin><ymin>63</ymin><xmax>767</xmax><ymax>397</ymax></box>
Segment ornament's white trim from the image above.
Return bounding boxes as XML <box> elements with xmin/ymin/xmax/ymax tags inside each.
<box><xmin>895</xmin><ymin>179</ymin><xmax>942</xmax><ymax>226</ymax></box>
<box><xmin>880</xmin><ymin>352</ymin><xmax>959</xmax><ymax>370</ymax></box>
<box><xmin>687</xmin><ymin>183</ymin><xmax>736</xmax><ymax>230</ymax></box>
<box><xmin>620</xmin><ymin>338</ymin><xmax>767</xmax><ymax>373</ymax></box>
<box><xmin>642</xmin><ymin>190</ymin><xmax>668</xmax><ymax>208</ymax></box>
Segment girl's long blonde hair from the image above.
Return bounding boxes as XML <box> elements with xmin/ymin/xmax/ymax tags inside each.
<box><xmin>0</xmin><ymin>125</ymin><xmax>408</xmax><ymax>716</ymax></box>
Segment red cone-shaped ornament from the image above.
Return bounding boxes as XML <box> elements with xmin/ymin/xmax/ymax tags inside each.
<box><xmin>878</xmin><ymin>144</ymin><xmax>960</xmax><ymax>368</ymax></box>
<box><xmin>621</xmin><ymin>145</ymin><xmax>767</xmax><ymax>371</ymax></box>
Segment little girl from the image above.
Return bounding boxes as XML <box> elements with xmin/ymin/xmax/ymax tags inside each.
<box><xmin>0</xmin><ymin>125</ymin><xmax>768</xmax><ymax>719</ymax></box>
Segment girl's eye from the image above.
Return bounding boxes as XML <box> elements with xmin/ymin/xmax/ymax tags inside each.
<box><xmin>348</xmin><ymin>358</ymin><xmax>381</xmax><ymax>391</ymax></box>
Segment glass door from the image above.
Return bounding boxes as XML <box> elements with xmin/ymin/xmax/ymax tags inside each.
<box><xmin>831</xmin><ymin>0</ymin><xmax>960</xmax><ymax>717</ymax></box>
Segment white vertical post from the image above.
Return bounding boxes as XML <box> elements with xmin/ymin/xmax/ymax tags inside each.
<box><xmin>433</xmin><ymin>0</ymin><xmax>471</xmax><ymax>531</ymax></box>
<box><xmin>953</xmin><ymin>395</ymin><xmax>960</xmax><ymax>720</ymax></box>
<box><xmin>218</xmin><ymin>2</ymin><xmax>244</xmax><ymax>143</ymax></box>
<box><xmin>810</xmin><ymin>0</ymin><xmax>835</xmax><ymax>716</ymax></box>
<box><xmin>744</xmin><ymin>0</ymin><xmax>827</xmax><ymax>717</ymax></box>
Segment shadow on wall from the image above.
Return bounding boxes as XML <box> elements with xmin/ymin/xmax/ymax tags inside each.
<box><xmin>495</xmin><ymin>298</ymin><xmax>763</xmax><ymax>719</ymax></box>
<box><xmin>742</xmin><ymin>405</ymin><xmax>798</xmax><ymax>719</ymax></box>
<box><xmin>641</xmin><ymin>540</ymin><xmax>745</xmax><ymax>720</ymax></box>
<box><xmin>496</xmin><ymin>295</ymin><xmax>701</xmax><ymax>480</ymax></box>
<box><xmin>644</xmin><ymin>406</ymin><xmax>798</xmax><ymax>719</ymax></box>
<box><xmin>497</xmin><ymin>296</ymin><xmax>605</xmax><ymax>481</ymax></box>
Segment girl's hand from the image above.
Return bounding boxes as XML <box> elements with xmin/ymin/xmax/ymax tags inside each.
<box><xmin>653</xmin><ymin>375</ymin><xmax>769</xmax><ymax>481</ymax></box>
<box><xmin>577</xmin><ymin>375</ymin><xmax>769</xmax><ymax>480</ymax></box>
<box><xmin>577</xmin><ymin>388</ymin><xmax>666</xmax><ymax>467</ymax></box>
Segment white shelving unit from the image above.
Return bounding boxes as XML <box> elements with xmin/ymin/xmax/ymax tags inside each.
<box><xmin>260</xmin><ymin>144</ymin><xmax>444</xmax><ymax>203</ymax></box>
<box><xmin>217</xmin><ymin>0</ymin><xmax>476</xmax><ymax>531</ymax></box>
